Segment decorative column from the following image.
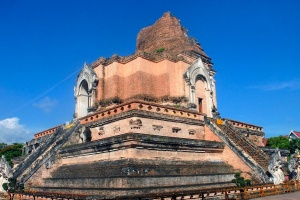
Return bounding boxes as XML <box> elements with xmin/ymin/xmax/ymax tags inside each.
<box><xmin>87</xmin><ymin>79</ymin><xmax>98</xmax><ymax>113</ymax></box>
<box><xmin>184</xmin><ymin>76</ymin><xmax>197</xmax><ymax>111</ymax></box>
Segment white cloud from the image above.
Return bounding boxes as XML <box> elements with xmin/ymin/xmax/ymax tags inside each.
<box><xmin>250</xmin><ymin>80</ymin><xmax>300</xmax><ymax>91</ymax></box>
<box><xmin>0</xmin><ymin>117</ymin><xmax>32</xmax><ymax>144</ymax></box>
<box><xmin>33</xmin><ymin>97</ymin><xmax>58</xmax><ymax>113</ymax></box>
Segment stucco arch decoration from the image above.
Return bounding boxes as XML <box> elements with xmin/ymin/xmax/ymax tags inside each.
<box><xmin>74</xmin><ymin>63</ymin><xmax>99</xmax><ymax>118</ymax></box>
<box><xmin>183</xmin><ymin>58</ymin><xmax>217</xmax><ymax>117</ymax></box>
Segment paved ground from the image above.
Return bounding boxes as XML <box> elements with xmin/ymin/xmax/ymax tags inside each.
<box><xmin>253</xmin><ymin>191</ymin><xmax>300</xmax><ymax>200</ymax></box>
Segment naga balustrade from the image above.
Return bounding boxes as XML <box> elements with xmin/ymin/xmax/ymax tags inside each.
<box><xmin>208</xmin><ymin>118</ymin><xmax>269</xmax><ymax>171</ymax></box>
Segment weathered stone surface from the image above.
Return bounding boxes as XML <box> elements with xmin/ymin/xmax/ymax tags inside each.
<box><xmin>60</xmin><ymin>133</ymin><xmax>225</xmax><ymax>157</ymax></box>
<box><xmin>14</xmin><ymin>12</ymin><xmax>271</xmax><ymax>199</ymax></box>
<box><xmin>137</xmin><ymin>12</ymin><xmax>209</xmax><ymax>58</ymax></box>
<box><xmin>33</xmin><ymin>159</ymin><xmax>234</xmax><ymax>198</ymax></box>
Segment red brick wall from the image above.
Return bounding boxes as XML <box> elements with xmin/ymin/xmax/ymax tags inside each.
<box><xmin>136</xmin><ymin>12</ymin><xmax>207</xmax><ymax>57</ymax></box>
<box><xmin>205</xmin><ymin>125</ymin><xmax>252</xmax><ymax>178</ymax></box>
<box><xmin>95</xmin><ymin>57</ymin><xmax>190</xmax><ymax>102</ymax></box>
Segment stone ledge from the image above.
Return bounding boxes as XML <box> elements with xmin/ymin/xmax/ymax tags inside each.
<box><xmin>59</xmin><ymin>133</ymin><xmax>224</xmax><ymax>158</ymax></box>
<box><xmin>31</xmin><ymin>181</ymin><xmax>235</xmax><ymax>199</ymax></box>
<box><xmin>80</xmin><ymin>101</ymin><xmax>205</xmax><ymax>126</ymax></box>
<box><xmin>49</xmin><ymin>158</ymin><xmax>233</xmax><ymax>179</ymax></box>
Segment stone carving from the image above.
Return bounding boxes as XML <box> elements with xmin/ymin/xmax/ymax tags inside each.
<box><xmin>130</xmin><ymin>118</ymin><xmax>142</xmax><ymax>129</ymax></box>
<box><xmin>0</xmin><ymin>155</ymin><xmax>12</xmax><ymax>192</ymax></box>
<box><xmin>288</xmin><ymin>149</ymin><xmax>299</xmax><ymax>180</ymax></box>
<box><xmin>121</xmin><ymin>166</ymin><xmax>152</xmax><ymax>176</ymax></box>
<box><xmin>188</xmin><ymin>129</ymin><xmax>196</xmax><ymax>135</ymax></box>
<box><xmin>78</xmin><ymin>126</ymin><xmax>92</xmax><ymax>143</ymax></box>
<box><xmin>188</xmin><ymin>103</ymin><xmax>197</xmax><ymax>109</ymax></box>
<box><xmin>96</xmin><ymin>126</ymin><xmax>105</xmax><ymax>136</ymax></box>
<box><xmin>267</xmin><ymin>148</ymin><xmax>285</xmax><ymax>184</ymax></box>
<box><xmin>113</xmin><ymin>126</ymin><xmax>120</xmax><ymax>134</ymax></box>
<box><xmin>153</xmin><ymin>125</ymin><xmax>163</xmax><ymax>131</ymax></box>
<box><xmin>121</xmin><ymin>166</ymin><xmax>139</xmax><ymax>175</ymax></box>
<box><xmin>184</xmin><ymin>57</ymin><xmax>216</xmax><ymax>117</ymax></box>
<box><xmin>172</xmin><ymin>127</ymin><xmax>181</xmax><ymax>133</ymax></box>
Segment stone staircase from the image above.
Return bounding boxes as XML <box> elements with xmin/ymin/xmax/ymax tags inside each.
<box><xmin>13</xmin><ymin>120</ymin><xmax>81</xmax><ymax>183</ymax></box>
<box><xmin>218</xmin><ymin>119</ymin><xmax>269</xmax><ymax>170</ymax></box>
<box><xmin>205</xmin><ymin>117</ymin><xmax>270</xmax><ymax>183</ymax></box>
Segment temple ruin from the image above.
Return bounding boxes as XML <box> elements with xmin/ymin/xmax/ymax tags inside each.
<box><xmin>17</xmin><ymin>12</ymin><xmax>270</xmax><ymax>198</ymax></box>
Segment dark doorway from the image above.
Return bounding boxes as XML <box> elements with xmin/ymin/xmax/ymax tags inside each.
<box><xmin>198</xmin><ymin>98</ymin><xmax>203</xmax><ymax>113</ymax></box>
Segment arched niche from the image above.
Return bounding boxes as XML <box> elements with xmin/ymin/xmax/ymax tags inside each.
<box><xmin>74</xmin><ymin>63</ymin><xmax>98</xmax><ymax>118</ymax></box>
<box><xmin>183</xmin><ymin>58</ymin><xmax>217</xmax><ymax>117</ymax></box>
<box><xmin>77</xmin><ymin>80</ymin><xmax>89</xmax><ymax>117</ymax></box>
<box><xmin>195</xmin><ymin>75</ymin><xmax>209</xmax><ymax>115</ymax></box>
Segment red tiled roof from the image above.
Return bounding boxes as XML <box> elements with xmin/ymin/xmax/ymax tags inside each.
<box><xmin>292</xmin><ymin>131</ymin><xmax>300</xmax><ymax>138</ymax></box>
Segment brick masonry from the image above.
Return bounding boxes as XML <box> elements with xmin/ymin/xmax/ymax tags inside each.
<box><xmin>18</xmin><ymin>12</ymin><xmax>269</xmax><ymax>198</ymax></box>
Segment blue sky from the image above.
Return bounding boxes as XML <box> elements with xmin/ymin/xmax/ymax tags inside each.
<box><xmin>0</xmin><ymin>0</ymin><xmax>299</xmax><ymax>143</ymax></box>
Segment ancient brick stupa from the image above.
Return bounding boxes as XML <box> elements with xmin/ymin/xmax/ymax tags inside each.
<box><xmin>16</xmin><ymin>12</ymin><xmax>269</xmax><ymax>198</ymax></box>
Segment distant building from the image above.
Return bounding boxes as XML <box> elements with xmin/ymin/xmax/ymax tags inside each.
<box><xmin>288</xmin><ymin>130</ymin><xmax>300</xmax><ymax>140</ymax></box>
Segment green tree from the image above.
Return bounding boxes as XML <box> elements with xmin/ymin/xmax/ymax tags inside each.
<box><xmin>232</xmin><ymin>172</ymin><xmax>251</xmax><ymax>187</ymax></box>
<box><xmin>0</xmin><ymin>143</ymin><xmax>23</xmax><ymax>167</ymax></box>
<box><xmin>289</xmin><ymin>138</ymin><xmax>300</xmax><ymax>154</ymax></box>
<box><xmin>0</xmin><ymin>143</ymin><xmax>7</xmax><ymax>150</ymax></box>
<box><xmin>266</xmin><ymin>136</ymin><xmax>290</xmax><ymax>149</ymax></box>
<box><xmin>2</xmin><ymin>178</ymin><xmax>24</xmax><ymax>193</ymax></box>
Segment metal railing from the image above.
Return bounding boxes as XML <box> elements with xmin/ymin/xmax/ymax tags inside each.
<box><xmin>6</xmin><ymin>181</ymin><xmax>300</xmax><ymax>200</ymax></box>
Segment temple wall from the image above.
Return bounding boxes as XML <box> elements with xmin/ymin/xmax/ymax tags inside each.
<box><xmin>204</xmin><ymin>125</ymin><xmax>222</xmax><ymax>142</ymax></box>
<box><xmin>93</xmin><ymin>58</ymin><xmax>190</xmax><ymax>101</ymax></box>
<box><xmin>222</xmin><ymin>145</ymin><xmax>252</xmax><ymax>179</ymax></box>
<box><xmin>204</xmin><ymin>125</ymin><xmax>253</xmax><ymax>179</ymax></box>
<box><xmin>60</xmin><ymin>149</ymin><xmax>224</xmax><ymax>166</ymax></box>
<box><xmin>248</xmin><ymin>134</ymin><xmax>264</xmax><ymax>146</ymax></box>
<box><xmin>195</xmin><ymin>79</ymin><xmax>208</xmax><ymax>115</ymax></box>
<box><xmin>168</xmin><ymin>60</ymin><xmax>190</xmax><ymax>98</ymax></box>
<box><xmin>26</xmin><ymin>165</ymin><xmax>43</xmax><ymax>187</ymax></box>
<box><xmin>93</xmin><ymin>64</ymin><xmax>104</xmax><ymax>101</ymax></box>
<box><xmin>24</xmin><ymin>130</ymin><xmax>232</xmax><ymax>190</ymax></box>
<box><xmin>89</xmin><ymin>117</ymin><xmax>205</xmax><ymax>141</ymax></box>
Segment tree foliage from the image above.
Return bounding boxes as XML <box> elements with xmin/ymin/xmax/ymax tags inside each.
<box><xmin>266</xmin><ymin>135</ymin><xmax>300</xmax><ymax>155</ymax></box>
<box><xmin>289</xmin><ymin>138</ymin><xmax>300</xmax><ymax>154</ymax></box>
<box><xmin>0</xmin><ymin>143</ymin><xmax>7</xmax><ymax>150</ymax></box>
<box><xmin>231</xmin><ymin>172</ymin><xmax>251</xmax><ymax>187</ymax></box>
<box><xmin>266</xmin><ymin>136</ymin><xmax>290</xmax><ymax>149</ymax></box>
<box><xmin>0</xmin><ymin>143</ymin><xmax>23</xmax><ymax>167</ymax></box>
<box><xmin>2</xmin><ymin>178</ymin><xmax>24</xmax><ymax>193</ymax></box>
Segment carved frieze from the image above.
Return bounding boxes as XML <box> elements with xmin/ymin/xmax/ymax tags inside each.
<box><xmin>188</xmin><ymin>129</ymin><xmax>196</xmax><ymax>135</ymax></box>
<box><xmin>85</xmin><ymin>109</ymin><xmax>204</xmax><ymax>129</ymax></box>
<box><xmin>96</xmin><ymin>126</ymin><xmax>105</xmax><ymax>136</ymax></box>
<box><xmin>113</xmin><ymin>126</ymin><xmax>120</xmax><ymax>134</ymax></box>
<box><xmin>121</xmin><ymin>166</ymin><xmax>152</xmax><ymax>176</ymax></box>
<box><xmin>172</xmin><ymin>127</ymin><xmax>181</xmax><ymax>133</ymax></box>
<box><xmin>153</xmin><ymin>125</ymin><xmax>163</xmax><ymax>131</ymax></box>
<box><xmin>130</xmin><ymin>118</ymin><xmax>142</xmax><ymax>129</ymax></box>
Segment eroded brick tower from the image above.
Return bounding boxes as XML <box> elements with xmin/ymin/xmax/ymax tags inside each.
<box><xmin>16</xmin><ymin>12</ymin><xmax>270</xmax><ymax>199</ymax></box>
<box><xmin>74</xmin><ymin>12</ymin><xmax>217</xmax><ymax>119</ymax></box>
